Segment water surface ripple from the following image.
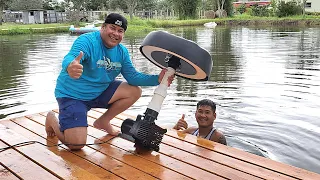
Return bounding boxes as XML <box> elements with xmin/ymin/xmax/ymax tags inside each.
<box><xmin>0</xmin><ymin>27</ymin><xmax>319</xmax><ymax>173</ymax></box>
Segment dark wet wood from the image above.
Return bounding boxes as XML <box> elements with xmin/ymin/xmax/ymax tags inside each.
<box><xmin>0</xmin><ymin>109</ymin><xmax>319</xmax><ymax>180</ymax></box>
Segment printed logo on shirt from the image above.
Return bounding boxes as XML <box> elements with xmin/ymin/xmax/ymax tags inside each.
<box><xmin>97</xmin><ymin>56</ymin><xmax>121</xmax><ymax>71</ymax></box>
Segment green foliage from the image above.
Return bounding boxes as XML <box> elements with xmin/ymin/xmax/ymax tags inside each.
<box><xmin>224</xmin><ymin>0</ymin><xmax>234</xmax><ymax>17</ymax></box>
<box><xmin>0</xmin><ymin>27</ymin><xmax>69</xmax><ymax>35</ymax></box>
<box><xmin>9</xmin><ymin>0</ymin><xmax>43</xmax><ymax>10</ymax></box>
<box><xmin>171</xmin><ymin>0</ymin><xmax>201</xmax><ymax>19</ymax></box>
<box><xmin>237</xmin><ymin>4</ymin><xmax>246</xmax><ymax>14</ymax></box>
<box><xmin>270</xmin><ymin>0</ymin><xmax>277</xmax><ymax>16</ymax></box>
<box><xmin>0</xmin><ymin>0</ymin><xmax>12</xmax><ymax>25</ymax></box>
<box><xmin>306</xmin><ymin>12</ymin><xmax>320</xmax><ymax>16</ymax></box>
<box><xmin>109</xmin><ymin>0</ymin><xmax>127</xmax><ymax>10</ymax></box>
<box><xmin>199</xmin><ymin>0</ymin><xmax>214</xmax><ymax>11</ymax></box>
<box><xmin>209</xmin><ymin>0</ymin><xmax>234</xmax><ymax>17</ymax></box>
<box><xmin>136</xmin><ymin>0</ymin><xmax>157</xmax><ymax>10</ymax></box>
<box><xmin>43</xmin><ymin>0</ymin><xmax>65</xmax><ymax>11</ymax></box>
<box><xmin>251</xmin><ymin>4</ymin><xmax>270</xmax><ymax>17</ymax></box>
<box><xmin>245</xmin><ymin>8</ymin><xmax>252</xmax><ymax>16</ymax></box>
<box><xmin>86</xmin><ymin>0</ymin><xmax>108</xmax><ymax>11</ymax></box>
<box><xmin>0</xmin><ymin>0</ymin><xmax>11</xmax><ymax>9</ymax></box>
<box><xmin>276</xmin><ymin>1</ymin><xmax>302</xmax><ymax>18</ymax></box>
<box><xmin>109</xmin><ymin>0</ymin><xmax>157</xmax><ymax>11</ymax></box>
<box><xmin>43</xmin><ymin>0</ymin><xmax>54</xmax><ymax>10</ymax></box>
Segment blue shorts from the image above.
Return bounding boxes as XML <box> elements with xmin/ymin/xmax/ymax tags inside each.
<box><xmin>57</xmin><ymin>80</ymin><xmax>122</xmax><ymax>132</ymax></box>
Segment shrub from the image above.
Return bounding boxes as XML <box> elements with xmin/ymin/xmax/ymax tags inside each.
<box><xmin>237</xmin><ymin>4</ymin><xmax>246</xmax><ymax>14</ymax></box>
<box><xmin>276</xmin><ymin>1</ymin><xmax>302</xmax><ymax>17</ymax></box>
<box><xmin>251</xmin><ymin>4</ymin><xmax>270</xmax><ymax>17</ymax></box>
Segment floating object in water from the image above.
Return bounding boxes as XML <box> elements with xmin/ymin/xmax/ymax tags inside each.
<box><xmin>120</xmin><ymin>31</ymin><xmax>213</xmax><ymax>151</ymax></box>
<box><xmin>204</xmin><ymin>22</ymin><xmax>217</xmax><ymax>28</ymax></box>
<box><xmin>69</xmin><ymin>24</ymin><xmax>100</xmax><ymax>34</ymax></box>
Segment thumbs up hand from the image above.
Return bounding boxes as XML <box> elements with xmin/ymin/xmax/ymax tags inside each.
<box><xmin>173</xmin><ymin>114</ymin><xmax>188</xmax><ymax>130</ymax></box>
<box><xmin>67</xmin><ymin>51</ymin><xmax>84</xmax><ymax>79</ymax></box>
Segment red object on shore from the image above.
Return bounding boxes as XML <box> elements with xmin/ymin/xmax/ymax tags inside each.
<box><xmin>233</xmin><ymin>1</ymin><xmax>271</xmax><ymax>8</ymax></box>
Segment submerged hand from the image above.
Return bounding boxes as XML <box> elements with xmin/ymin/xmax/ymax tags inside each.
<box><xmin>67</xmin><ymin>51</ymin><xmax>84</xmax><ymax>79</ymax></box>
<box><xmin>158</xmin><ymin>68</ymin><xmax>175</xmax><ymax>86</ymax></box>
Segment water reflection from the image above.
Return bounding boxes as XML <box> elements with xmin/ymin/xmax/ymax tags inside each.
<box><xmin>0</xmin><ymin>27</ymin><xmax>320</xmax><ymax>174</ymax></box>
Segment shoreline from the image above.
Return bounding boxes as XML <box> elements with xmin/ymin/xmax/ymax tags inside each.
<box><xmin>1</xmin><ymin>19</ymin><xmax>320</xmax><ymax>35</ymax></box>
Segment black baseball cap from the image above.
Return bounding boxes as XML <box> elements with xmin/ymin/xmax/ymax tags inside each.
<box><xmin>105</xmin><ymin>13</ymin><xmax>128</xmax><ymax>31</ymax></box>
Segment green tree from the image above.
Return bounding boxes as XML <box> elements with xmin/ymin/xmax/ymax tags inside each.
<box><xmin>109</xmin><ymin>0</ymin><xmax>157</xmax><ymax>20</ymax></box>
<box><xmin>156</xmin><ymin>0</ymin><xmax>173</xmax><ymax>11</ymax></box>
<box><xmin>0</xmin><ymin>0</ymin><xmax>12</xmax><ymax>25</ymax></box>
<box><xmin>276</xmin><ymin>1</ymin><xmax>302</xmax><ymax>17</ymax></box>
<box><xmin>86</xmin><ymin>0</ymin><xmax>109</xmax><ymax>11</ymax></box>
<box><xmin>109</xmin><ymin>0</ymin><xmax>126</xmax><ymax>10</ymax></box>
<box><xmin>136</xmin><ymin>0</ymin><xmax>157</xmax><ymax>10</ymax></box>
<box><xmin>302</xmin><ymin>0</ymin><xmax>307</xmax><ymax>18</ymax></box>
<box><xmin>126</xmin><ymin>0</ymin><xmax>138</xmax><ymax>20</ymax></box>
<box><xmin>43</xmin><ymin>0</ymin><xmax>64</xmax><ymax>11</ymax></box>
<box><xmin>169</xmin><ymin>0</ymin><xmax>201</xmax><ymax>19</ymax></box>
<box><xmin>237</xmin><ymin>4</ymin><xmax>246</xmax><ymax>14</ymax></box>
<box><xmin>64</xmin><ymin>0</ymin><xmax>87</xmax><ymax>23</ymax></box>
<box><xmin>9</xmin><ymin>0</ymin><xmax>43</xmax><ymax>11</ymax></box>
<box><xmin>43</xmin><ymin>0</ymin><xmax>54</xmax><ymax>10</ymax></box>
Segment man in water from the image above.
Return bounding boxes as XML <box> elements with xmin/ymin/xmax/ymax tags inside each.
<box><xmin>45</xmin><ymin>13</ymin><xmax>174</xmax><ymax>150</ymax></box>
<box><xmin>173</xmin><ymin>99</ymin><xmax>227</xmax><ymax>145</ymax></box>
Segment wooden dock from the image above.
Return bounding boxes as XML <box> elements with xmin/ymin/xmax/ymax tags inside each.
<box><xmin>1</xmin><ymin>108</ymin><xmax>319</xmax><ymax>180</ymax></box>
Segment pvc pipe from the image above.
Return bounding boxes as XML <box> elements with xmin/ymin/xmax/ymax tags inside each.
<box><xmin>147</xmin><ymin>67</ymin><xmax>175</xmax><ymax>113</ymax></box>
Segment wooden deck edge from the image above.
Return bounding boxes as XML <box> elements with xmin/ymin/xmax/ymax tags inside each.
<box><xmin>91</xmin><ymin>108</ymin><xmax>320</xmax><ymax>180</ymax></box>
<box><xmin>3</xmin><ymin>109</ymin><xmax>319</xmax><ymax>180</ymax></box>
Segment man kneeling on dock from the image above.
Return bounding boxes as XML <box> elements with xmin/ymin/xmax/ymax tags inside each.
<box><xmin>173</xmin><ymin>99</ymin><xmax>227</xmax><ymax>145</ymax></box>
<box><xmin>45</xmin><ymin>13</ymin><xmax>174</xmax><ymax>150</ymax></box>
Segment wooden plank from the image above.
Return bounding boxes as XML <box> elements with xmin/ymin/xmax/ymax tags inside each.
<box><xmin>0</xmin><ymin>120</ymin><xmax>122</xmax><ymax>180</ymax></box>
<box><xmin>49</xmin><ymin>111</ymin><xmax>258</xmax><ymax>180</ymax></box>
<box><xmin>96</xmin><ymin>112</ymin><xmax>295</xmax><ymax>180</ymax></box>
<box><xmin>0</xmin><ymin>123</ymin><xmax>102</xmax><ymax>180</ymax></box>
<box><xmin>85</xmin><ymin>116</ymin><xmax>262</xmax><ymax>180</ymax></box>
<box><xmin>0</xmin><ymin>164</ymin><xmax>20</xmax><ymax>180</ymax></box>
<box><xmin>22</xmin><ymin>114</ymin><xmax>189</xmax><ymax>180</ymax></box>
<box><xmin>87</xmin><ymin>110</ymin><xmax>297</xmax><ymax>180</ymax></box>
<box><xmin>94</xmin><ymin>109</ymin><xmax>320</xmax><ymax>180</ymax></box>
<box><xmin>1</xmin><ymin>140</ymin><xmax>55</xmax><ymax>180</ymax></box>
<box><xmin>38</xmin><ymin>112</ymin><xmax>226</xmax><ymax>180</ymax></box>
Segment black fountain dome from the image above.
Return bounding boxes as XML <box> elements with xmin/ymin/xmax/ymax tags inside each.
<box><xmin>140</xmin><ymin>30</ymin><xmax>212</xmax><ymax>81</ymax></box>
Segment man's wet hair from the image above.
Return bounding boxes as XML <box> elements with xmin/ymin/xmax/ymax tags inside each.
<box><xmin>196</xmin><ymin>99</ymin><xmax>216</xmax><ymax>112</ymax></box>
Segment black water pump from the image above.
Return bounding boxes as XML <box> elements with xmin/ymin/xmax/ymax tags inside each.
<box><xmin>120</xmin><ymin>31</ymin><xmax>213</xmax><ymax>152</ymax></box>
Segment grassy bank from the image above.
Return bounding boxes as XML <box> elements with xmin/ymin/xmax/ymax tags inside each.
<box><xmin>0</xmin><ymin>23</ymin><xmax>71</xmax><ymax>35</ymax></box>
<box><xmin>133</xmin><ymin>15</ymin><xmax>320</xmax><ymax>27</ymax></box>
<box><xmin>1</xmin><ymin>15</ymin><xmax>320</xmax><ymax>35</ymax></box>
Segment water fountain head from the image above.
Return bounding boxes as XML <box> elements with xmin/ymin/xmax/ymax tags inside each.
<box><xmin>120</xmin><ymin>31</ymin><xmax>213</xmax><ymax>152</ymax></box>
<box><xmin>140</xmin><ymin>30</ymin><xmax>213</xmax><ymax>81</ymax></box>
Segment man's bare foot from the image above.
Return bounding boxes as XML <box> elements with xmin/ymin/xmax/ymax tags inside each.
<box><xmin>45</xmin><ymin>111</ymin><xmax>58</xmax><ymax>137</ymax></box>
<box><xmin>93</xmin><ymin>120</ymin><xmax>120</xmax><ymax>136</ymax></box>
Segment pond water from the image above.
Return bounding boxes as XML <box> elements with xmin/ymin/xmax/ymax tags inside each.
<box><xmin>0</xmin><ymin>26</ymin><xmax>320</xmax><ymax>174</ymax></box>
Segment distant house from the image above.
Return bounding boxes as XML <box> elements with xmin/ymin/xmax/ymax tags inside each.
<box><xmin>233</xmin><ymin>0</ymin><xmax>271</xmax><ymax>8</ymax></box>
<box><xmin>44</xmin><ymin>10</ymin><xmax>67</xmax><ymax>23</ymax></box>
<box><xmin>22</xmin><ymin>9</ymin><xmax>44</xmax><ymax>24</ymax></box>
<box><xmin>3</xmin><ymin>10</ymin><xmax>23</xmax><ymax>23</ymax></box>
<box><xmin>300</xmin><ymin>0</ymin><xmax>320</xmax><ymax>12</ymax></box>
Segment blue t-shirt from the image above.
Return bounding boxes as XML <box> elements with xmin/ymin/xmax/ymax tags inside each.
<box><xmin>55</xmin><ymin>31</ymin><xmax>159</xmax><ymax>100</ymax></box>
